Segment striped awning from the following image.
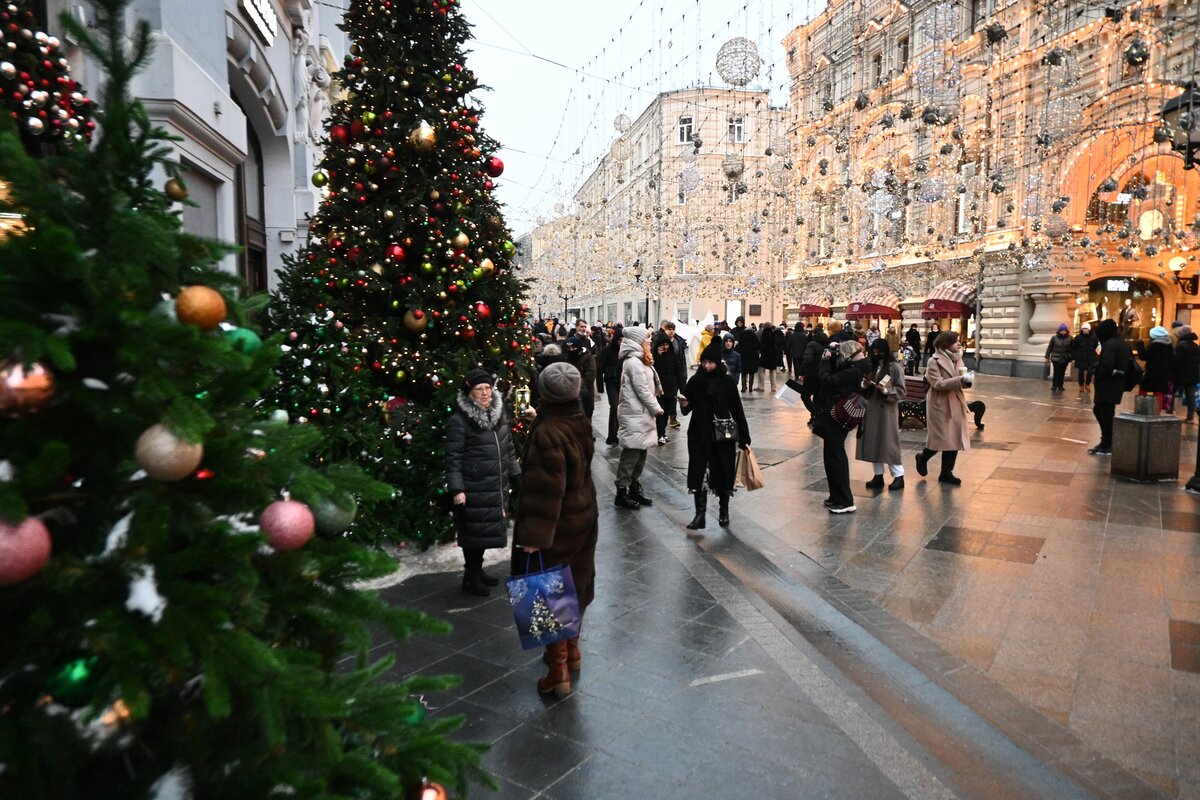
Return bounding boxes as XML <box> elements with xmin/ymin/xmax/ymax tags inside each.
<box><xmin>846</xmin><ymin>287</ymin><xmax>901</xmax><ymax>320</ymax></box>
<box><xmin>794</xmin><ymin>290</ymin><xmax>831</xmax><ymax>316</ymax></box>
<box><xmin>921</xmin><ymin>279</ymin><xmax>977</xmax><ymax>319</ymax></box>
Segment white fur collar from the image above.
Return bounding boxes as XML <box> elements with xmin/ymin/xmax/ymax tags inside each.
<box><xmin>456</xmin><ymin>391</ymin><xmax>504</xmax><ymax>429</ymax></box>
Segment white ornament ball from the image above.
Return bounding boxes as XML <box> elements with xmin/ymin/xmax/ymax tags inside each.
<box><xmin>260</xmin><ymin>500</ymin><xmax>315</xmax><ymax>551</ymax></box>
<box><xmin>0</xmin><ymin>516</ymin><xmax>52</xmax><ymax>585</ymax></box>
<box><xmin>135</xmin><ymin>424</ymin><xmax>204</xmax><ymax>481</ymax></box>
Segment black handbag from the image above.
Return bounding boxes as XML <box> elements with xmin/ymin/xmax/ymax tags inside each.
<box><xmin>712</xmin><ymin>416</ymin><xmax>739</xmax><ymax>442</ymax></box>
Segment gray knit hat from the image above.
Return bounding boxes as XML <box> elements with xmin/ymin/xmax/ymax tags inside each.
<box><xmin>622</xmin><ymin>326</ymin><xmax>649</xmax><ymax>344</ymax></box>
<box><xmin>538</xmin><ymin>362</ymin><xmax>581</xmax><ymax>403</ymax></box>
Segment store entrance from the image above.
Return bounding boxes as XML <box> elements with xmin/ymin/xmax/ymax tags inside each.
<box><xmin>1080</xmin><ymin>277</ymin><xmax>1163</xmax><ymax>343</ymax></box>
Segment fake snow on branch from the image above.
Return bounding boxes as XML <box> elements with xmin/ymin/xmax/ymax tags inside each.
<box><xmin>126</xmin><ymin>563</ymin><xmax>167</xmax><ymax>623</ymax></box>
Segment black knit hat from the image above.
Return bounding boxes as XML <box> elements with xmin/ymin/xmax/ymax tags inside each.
<box><xmin>700</xmin><ymin>341</ymin><xmax>725</xmax><ymax>365</ymax></box>
<box><xmin>464</xmin><ymin>369</ymin><xmax>493</xmax><ymax>389</ymax></box>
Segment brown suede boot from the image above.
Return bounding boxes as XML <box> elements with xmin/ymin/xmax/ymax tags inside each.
<box><xmin>537</xmin><ymin>641</ymin><xmax>571</xmax><ymax>696</ymax></box>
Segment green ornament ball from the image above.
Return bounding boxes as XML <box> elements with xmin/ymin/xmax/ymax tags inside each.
<box><xmin>46</xmin><ymin>655</ymin><xmax>103</xmax><ymax>708</ymax></box>
<box><xmin>312</xmin><ymin>171</ymin><xmax>328</xmax><ymax>188</ymax></box>
<box><xmin>312</xmin><ymin>492</ymin><xmax>358</xmax><ymax>534</ymax></box>
<box><xmin>226</xmin><ymin>327</ymin><xmax>262</xmax><ymax>353</ymax></box>
<box><xmin>502</xmin><ymin>240</ymin><xmax>516</xmax><ymax>257</ymax></box>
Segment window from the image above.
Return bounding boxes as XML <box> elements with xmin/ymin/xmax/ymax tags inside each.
<box><xmin>897</xmin><ymin>37</ymin><xmax>910</xmax><ymax>70</ymax></box>
<box><xmin>871</xmin><ymin>52</ymin><xmax>883</xmax><ymax>86</ymax></box>
<box><xmin>956</xmin><ymin>162</ymin><xmax>978</xmax><ymax>234</ymax></box>
<box><xmin>235</xmin><ymin>114</ymin><xmax>268</xmax><ymax>295</ymax></box>
<box><xmin>678</xmin><ymin>116</ymin><xmax>694</xmax><ymax>144</ymax></box>
<box><xmin>728</xmin><ymin>116</ymin><xmax>745</xmax><ymax>143</ymax></box>
<box><xmin>970</xmin><ymin>0</ymin><xmax>987</xmax><ymax>32</ymax></box>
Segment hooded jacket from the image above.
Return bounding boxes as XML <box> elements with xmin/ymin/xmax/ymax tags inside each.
<box><xmin>1094</xmin><ymin>319</ymin><xmax>1133</xmax><ymax>404</ymax></box>
<box><xmin>617</xmin><ymin>334</ymin><xmax>662</xmax><ymax>449</ymax></box>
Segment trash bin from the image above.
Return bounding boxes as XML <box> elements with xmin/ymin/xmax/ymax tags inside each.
<box><xmin>1111</xmin><ymin>412</ymin><xmax>1182</xmax><ymax>482</ymax></box>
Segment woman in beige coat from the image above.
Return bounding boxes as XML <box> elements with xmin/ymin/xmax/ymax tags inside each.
<box><xmin>915</xmin><ymin>331</ymin><xmax>974</xmax><ymax>485</ymax></box>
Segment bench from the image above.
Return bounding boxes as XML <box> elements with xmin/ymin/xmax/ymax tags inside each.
<box><xmin>899</xmin><ymin>375</ymin><xmax>987</xmax><ymax>430</ymax></box>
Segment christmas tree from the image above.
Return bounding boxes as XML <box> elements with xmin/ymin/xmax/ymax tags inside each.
<box><xmin>268</xmin><ymin>0</ymin><xmax>535</xmax><ymax>547</ymax></box>
<box><xmin>0</xmin><ymin>1</ymin><xmax>488</xmax><ymax>796</ymax></box>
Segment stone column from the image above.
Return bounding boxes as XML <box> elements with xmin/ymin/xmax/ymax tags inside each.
<box><xmin>1018</xmin><ymin>278</ymin><xmax>1075</xmax><ymax>376</ymax></box>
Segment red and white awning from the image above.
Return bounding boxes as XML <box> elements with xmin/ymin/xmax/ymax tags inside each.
<box><xmin>921</xmin><ymin>279</ymin><xmax>977</xmax><ymax>319</ymax></box>
<box><xmin>794</xmin><ymin>290</ymin><xmax>831</xmax><ymax>316</ymax></box>
<box><xmin>846</xmin><ymin>287</ymin><xmax>901</xmax><ymax>320</ymax></box>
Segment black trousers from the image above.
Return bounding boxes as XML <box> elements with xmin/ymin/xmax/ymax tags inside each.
<box><xmin>462</xmin><ymin>547</ymin><xmax>484</xmax><ymax>570</ymax></box>
<box><xmin>822</xmin><ymin>427</ymin><xmax>853</xmax><ymax>507</ymax></box>
<box><xmin>1077</xmin><ymin>366</ymin><xmax>1094</xmax><ymax>387</ymax></box>
<box><xmin>605</xmin><ymin>381</ymin><xmax>620</xmax><ymax>442</ymax></box>
<box><xmin>1093</xmin><ymin>400</ymin><xmax>1116</xmax><ymax>447</ymax></box>
<box><xmin>656</xmin><ymin>394</ymin><xmax>677</xmax><ymax>438</ymax></box>
<box><xmin>581</xmin><ymin>389</ymin><xmax>594</xmax><ymax>420</ymax></box>
<box><xmin>799</xmin><ymin>384</ymin><xmax>818</xmax><ymax>416</ymax></box>
<box><xmin>1051</xmin><ymin>361</ymin><xmax>1068</xmax><ymax>390</ymax></box>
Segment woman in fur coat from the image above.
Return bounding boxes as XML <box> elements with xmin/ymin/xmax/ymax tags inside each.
<box><xmin>512</xmin><ymin>362</ymin><xmax>598</xmax><ymax>697</ymax></box>
<box><xmin>444</xmin><ymin>369</ymin><xmax>521</xmax><ymax>596</ymax></box>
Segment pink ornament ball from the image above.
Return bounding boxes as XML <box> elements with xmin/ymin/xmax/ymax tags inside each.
<box><xmin>0</xmin><ymin>516</ymin><xmax>53</xmax><ymax>585</ymax></box>
<box><xmin>260</xmin><ymin>500</ymin><xmax>315</xmax><ymax>551</ymax></box>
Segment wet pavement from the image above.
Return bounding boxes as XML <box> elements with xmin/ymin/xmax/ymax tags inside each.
<box><xmin>376</xmin><ymin>371</ymin><xmax>1199</xmax><ymax>799</ymax></box>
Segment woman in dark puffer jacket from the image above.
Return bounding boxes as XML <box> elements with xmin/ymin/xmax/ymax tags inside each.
<box><xmin>445</xmin><ymin>369</ymin><xmax>521</xmax><ymax>596</ymax></box>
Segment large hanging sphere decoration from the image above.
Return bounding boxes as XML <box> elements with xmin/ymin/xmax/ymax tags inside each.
<box><xmin>609</xmin><ymin>136</ymin><xmax>632</xmax><ymax>162</ymax></box>
<box><xmin>715</xmin><ymin>37</ymin><xmax>762</xmax><ymax>87</ymax></box>
<box><xmin>614</xmin><ymin>113</ymin><xmax>631</xmax><ymax>133</ymax></box>
<box><xmin>135</xmin><ymin>423</ymin><xmax>204</xmax><ymax>481</ymax></box>
<box><xmin>260</xmin><ymin>500</ymin><xmax>315</xmax><ymax>551</ymax></box>
<box><xmin>0</xmin><ymin>516</ymin><xmax>53</xmax><ymax>586</ymax></box>
<box><xmin>1123</xmin><ymin>39</ymin><xmax>1150</xmax><ymax>68</ymax></box>
<box><xmin>0</xmin><ymin>359</ymin><xmax>55</xmax><ymax>417</ymax></box>
<box><xmin>175</xmin><ymin>286</ymin><xmax>227</xmax><ymax>331</ymax></box>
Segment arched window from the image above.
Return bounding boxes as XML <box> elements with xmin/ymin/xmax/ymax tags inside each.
<box><xmin>237</xmin><ymin>118</ymin><xmax>267</xmax><ymax>294</ymax></box>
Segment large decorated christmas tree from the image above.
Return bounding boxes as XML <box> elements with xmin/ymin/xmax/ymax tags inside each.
<box><xmin>269</xmin><ymin>0</ymin><xmax>534</xmax><ymax>547</ymax></box>
<box><xmin>0</xmin><ymin>1</ymin><xmax>486</xmax><ymax>796</ymax></box>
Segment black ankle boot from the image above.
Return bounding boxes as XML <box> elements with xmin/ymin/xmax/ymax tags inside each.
<box><xmin>614</xmin><ymin>486</ymin><xmax>641</xmax><ymax>510</ymax></box>
<box><xmin>718</xmin><ymin>494</ymin><xmax>730</xmax><ymax>527</ymax></box>
<box><xmin>865</xmin><ymin>474</ymin><xmax>884</xmax><ymax>490</ymax></box>
<box><xmin>628</xmin><ymin>481</ymin><xmax>653</xmax><ymax>506</ymax></box>
<box><xmin>478</xmin><ymin>567</ymin><xmax>499</xmax><ymax>587</ymax></box>
<box><xmin>686</xmin><ymin>491</ymin><xmax>707</xmax><ymax>531</ymax></box>
<box><xmin>915</xmin><ymin>449</ymin><xmax>932</xmax><ymax>477</ymax></box>
<box><xmin>462</xmin><ymin>568</ymin><xmax>490</xmax><ymax>596</ymax></box>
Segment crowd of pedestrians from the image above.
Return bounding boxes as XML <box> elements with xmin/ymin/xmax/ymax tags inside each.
<box><xmin>444</xmin><ymin>310</ymin><xmax>1198</xmax><ymax>696</ymax></box>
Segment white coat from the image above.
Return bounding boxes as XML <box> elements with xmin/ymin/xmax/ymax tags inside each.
<box><xmin>617</xmin><ymin>338</ymin><xmax>662</xmax><ymax>450</ymax></box>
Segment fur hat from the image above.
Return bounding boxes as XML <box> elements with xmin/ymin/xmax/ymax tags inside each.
<box><xmin>538</xmin><ymin>361</ymin><xmax>581</xmax><ymax>403</ymax></box>
<box><xmin>464</xmin><ymin>369</ymin><xmax>493</xmax><ymax>389</ymax></box>
<box><xmin>622</xmin><ymin>325</ymin><xmax>649</xmax><ymax>345</ymax></box>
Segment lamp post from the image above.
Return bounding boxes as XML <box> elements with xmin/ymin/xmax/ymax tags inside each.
<box><xmin>632</xmin><ymin>260</ymin><xmax>663</xmax><ymax>325</ymax></box>
<box><xmin>557</xmin><ymin>283</ymin><xmax>570</xmax><ymax>322</ymax></box>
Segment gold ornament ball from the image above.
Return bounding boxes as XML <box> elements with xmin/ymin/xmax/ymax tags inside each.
<box><xmin>175</xmin><ymin>286</ymin><xmax>227</xmax><ymax>331</ymax></box>
<box><xmin>164</xmin><ymin>178</ymin><xmax>189</xmax><ymax>201</ymax></box>
<box><xmin>0</xmin><ymin>360</ymin><xmax>55</xmax><ymax>417</ymax></box>
<box><xmin>408</xmin><ymin>120</ymin><xmax>437</xmax><ymax>151</ymax></box>
<box><xmin>452</xmin><ymin>232</ymin><xmax>470</xmax><ymax>249</ymax></box>
<box><xmin>136</xmin><ymin>424</ymin><xmax>204</xmax><ymax>482</ymax></box>
<box><xmin>480</xmin><ymin>258</ymin><xmax>495</xmax><ymax>275</ymax></box>
<box><xmin>403</xmin><ymin>310</ymin><xmax>429</xmax><ymax>333</ymax></box>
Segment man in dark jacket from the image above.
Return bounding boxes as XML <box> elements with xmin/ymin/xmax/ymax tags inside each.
<box><xmin>798</xmin><ymin>325</ymin><xmax>829</xmax><ymax>425</ymax></box>
<box><xmin>595</xmin><ymin>326</ymin><xmax>623</xmax><ymax>445</ymax></box>
<box><xmin>1070</xmin><ymin>323</ymin><xmax>1099</xmax><ymax>392</ymax></box>
<box><xmin>664</xmin><ymin>322</ymin><xmax>688</xmax><ymax>428</ymax></box>
<box><xmin>1173</xmin><ymin>327</ymin><xmax>1199</xmax><ymax>423</ymax></box>
<box><xmin>1044</xmin><ymin>323</ymin><xmax>1073</xmax><ymax>392</ymax></box>
<box><xmin>788</xmin><ymin>323</ymin><xmax>809</xmax><ymax>379</ymax></box>
<box><xmin>565</xmin><ymin>336</ymin><xmax>597</xmax><ymax>420</ymax></box>
<box><xmin>652</xmin><ymin>331</ymin><xmax>682</xmax><ymax>443</ymax></box>
<box><xmin>733</xmin><ymin>316</ymin><xmax>762</xmax><ymax>392</ymax></box>
<box><xmin>1090</xmin><ymin>319</ymin><xmax>1132</xmax><ymax>455</ymax></box>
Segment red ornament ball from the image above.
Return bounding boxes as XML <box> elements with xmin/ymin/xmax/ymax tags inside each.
<box><xmin>484</xmin><ymin>156</ymin><xmax>504</xmax><ymax>178</ymax></box>
<box><xmin>386</xmin><ymin>243</ymin><xmax>406</xmax><ymax>260</ymax></box>
<box><xmin>260</xmin><ymin>500</ymin><xmax>315</xmax><ymax>551</ymax></box>
<box><xmin>0</xmin><ymin>359</ymin><xmax>55</xmax><ymax>417</ymax></box>
<box><xmin>473</xmin><ymin>301</ymin><xmax>492</xmax><ymax>319</ymax></box>
<box><xmin>0</xmin><ymin>516</ymin><xmax>52</xmax><ymax>586</ymax></box>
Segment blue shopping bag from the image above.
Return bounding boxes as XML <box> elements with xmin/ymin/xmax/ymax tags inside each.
<box><xmin>505</xmin><ymin>554</ymin><xmax>581</xmax><ymax>650</ymax></box>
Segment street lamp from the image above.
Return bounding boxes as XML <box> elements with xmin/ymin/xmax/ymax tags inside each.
<box><xmin>632</xmin><ymin>260</ymin><xmax>663</xmax><ymax>325</ymax></box>
<box><xmin>1161</xmin><ymin>82</ymin><xmax>1198</xmax><ymax>170</ymax></box>
<box><xmin>556</xmin><ymin>283</ymin><xmax>570</xmax><ymax>321</ymax></box>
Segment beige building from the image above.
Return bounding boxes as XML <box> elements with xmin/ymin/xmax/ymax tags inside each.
<box><xmin>784</xmin><ymin>0</ymin><xmax>1200</xmax><ymax>375</ymax></box>
<box><xmin>524</xmin><ymin>88</ymin><xmax>790</xmax><ymax>330</ymax></box>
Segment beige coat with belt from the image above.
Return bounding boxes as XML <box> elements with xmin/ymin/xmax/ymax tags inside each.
<box><xmin>924</xmin><ymin>350</ymin><xmax>971</xmax><ymax>452</ymax></box>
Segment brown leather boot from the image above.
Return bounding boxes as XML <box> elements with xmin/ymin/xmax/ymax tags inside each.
<box><xmin>565</xmin><ymin>636</ymin><xmax>582</xmax><ymax>670</ymax></box>
<box><xmin>537</xmin><ymin>641</ymin><xmax>571</xmax><ymax>696</ymax></box>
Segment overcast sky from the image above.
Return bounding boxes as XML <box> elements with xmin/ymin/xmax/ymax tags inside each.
<box><xmin>457</xmin><ymin>0</ymin><xmax>827</xmax><ymax>237</ymax></box>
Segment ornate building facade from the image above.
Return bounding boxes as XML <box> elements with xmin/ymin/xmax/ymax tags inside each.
<box><xmin>41</xmin><ymin>0</ymin><xmax>344</xmax><ymax>294</ymax></box>
<box><xmin>524</xmin><ymin>88</ymin><xmax>789</xmax><ymax>328</ymax></box>
<box><xmin>784</xmin><ymin>0</ymin><xmax>1200</xmax><ymax>375</ymax></box>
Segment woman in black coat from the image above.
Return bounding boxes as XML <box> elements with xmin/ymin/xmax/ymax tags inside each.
<box><xmin>1173</xmin><ymin>329</ymin><xmax>1199</xmax><ymax>423</ymax></box>
<box><xmin>679</xmin><ymin>342</ymin><xmax>751</xmax><ymax>530</ymax></box>
<box><xmin>595</xmin><ymin>327</ymin><xmax>623</xmax><ymax>445</ymax></box>
<box><xmin>733</xmin><ymin>317</ymin><xmax>762</xmax><ymax>392</ymax></box>
<box><xmin>814</xmin><ymin>340</ymin><xmax>873</xmax><ymax>514</ymax></box>
<box><xmin>1140</xmin><ymin>327</ymin><xmax>1174</xmax><ymax>410</ymax></box>
<box><xmin>758</xmin><ymin>323</ymin><xmax>782</xmax><ymax>393</ymax></box>
<box><xmin>445</xmin><ymin>369</ymin><xmax>521</xmax><ymax>596</ymax></box>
